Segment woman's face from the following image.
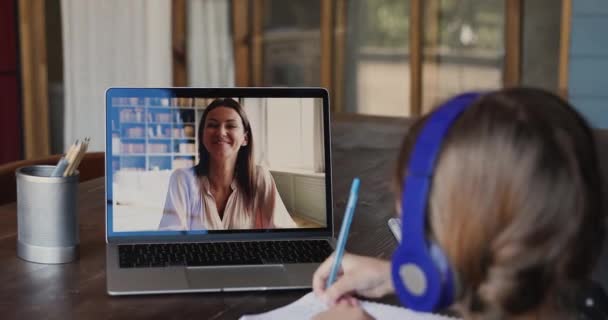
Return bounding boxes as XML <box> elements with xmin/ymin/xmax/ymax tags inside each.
<box><xmin>202</xmin><ymin>106</ymin><xmax>249</xmax><ymax>163</ymax></box>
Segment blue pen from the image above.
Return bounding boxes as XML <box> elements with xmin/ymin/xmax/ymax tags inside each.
<box><xmin>50</xmin><ymin>158</ymin><xmax>69</xmax><ymax>177</ymax></box>
<box><xmin>326</xmin><ymin>177</ymin><xmax>360</xmax><ymax>288</ymax></box>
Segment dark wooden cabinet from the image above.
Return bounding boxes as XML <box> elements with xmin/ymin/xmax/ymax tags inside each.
<box><xmin>0</xmin><ymin>0</ymin><xmax>21</xmax><ymax>164</ymax></box>
<box><xmin>0</xmin><ymin>76</ymin><xmax>20</xmax><ymax>164</ymax></box>
<box><xmin>0</xmin><ymin>0</ymin><xmax>17</xmax><ymax>72</ymax></box>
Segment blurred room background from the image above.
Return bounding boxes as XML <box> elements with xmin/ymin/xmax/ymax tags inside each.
<box><xmin>0</xmin><ymin>0</ymin><xmax>592</xmax><ymax>164</ymax></box>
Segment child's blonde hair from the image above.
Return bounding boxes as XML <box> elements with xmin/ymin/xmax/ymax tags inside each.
<box><xmin>394</xmin><ymin>88</ymin><xmax>605</xmax><ymax>318</ymax></box>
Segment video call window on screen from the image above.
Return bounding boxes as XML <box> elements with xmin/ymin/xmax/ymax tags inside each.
<box><xmin>109</xmin><ymin>96</ymin><xmax>327</xmax><ymax>233</ymax></box>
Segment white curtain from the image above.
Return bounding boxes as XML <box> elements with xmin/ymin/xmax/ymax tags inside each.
<box><xmin>61</xmin><ymin>0</ymin><xmax>172</xmax><ymax>151</ymax></box>
<box><xmin>187</xmin><ymin>0</ymin><xmax>234</xmax><ymax>86</ymax></box>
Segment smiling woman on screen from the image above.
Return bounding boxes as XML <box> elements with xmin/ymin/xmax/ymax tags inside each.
<box><xmin>158</xmin><ymin>98</ymin><xmax>296</xmax><ymax>231</ymax></box>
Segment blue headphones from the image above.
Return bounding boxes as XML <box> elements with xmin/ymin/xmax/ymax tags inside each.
<box><xmin>391</xmin><ymin>92</ymin><xmax>481</xmax><ymax>312</ymax></box>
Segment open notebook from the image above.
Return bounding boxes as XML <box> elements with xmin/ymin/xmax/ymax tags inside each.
<box><xmin>240</xmin><ymin>292</ymin><xmax>459</xmax><ymax>320</ymax></box>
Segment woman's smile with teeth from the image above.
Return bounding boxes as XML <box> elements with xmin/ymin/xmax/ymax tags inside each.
<box><xmin>214</xmin><ymin>139</ymin><xmax>231</xmax><ymax>145</ymax></box>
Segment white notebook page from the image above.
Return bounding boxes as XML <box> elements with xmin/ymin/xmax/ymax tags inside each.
<box><xmin>240</xmin><ymin>292</ymin><xmax>459</xmax><ymax>320</ymax></box>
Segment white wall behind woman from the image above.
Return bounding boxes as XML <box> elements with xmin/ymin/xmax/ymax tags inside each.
<box><xmin>242</xmin><ymin>97</ymin><xmax>324</xmax><ymax>173</ymax></box>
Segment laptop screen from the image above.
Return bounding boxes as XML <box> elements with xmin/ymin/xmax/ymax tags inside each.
<box><xmin>105</xmin><ymin>88</ymin><xmax>332</xmax><ymax>238</ymax></box>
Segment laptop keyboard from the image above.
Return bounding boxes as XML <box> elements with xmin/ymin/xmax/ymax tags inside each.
<box><xmin>118</xmin><ymin>240</ymin><xmax>334</xmax><ymax>268</ymax></box>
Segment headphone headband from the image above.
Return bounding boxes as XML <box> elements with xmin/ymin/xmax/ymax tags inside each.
<box><xmin>392</xmin><ymin>92</ymin><xmax>482</xmax><ymax>311</ymax></box>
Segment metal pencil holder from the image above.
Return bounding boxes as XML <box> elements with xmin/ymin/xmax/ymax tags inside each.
<box><xmin>16</xmin><ymin>165</ymin><xmax>79</xmax><ymax>264</ymax></box>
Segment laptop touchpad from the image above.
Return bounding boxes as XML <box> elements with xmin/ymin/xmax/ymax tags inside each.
<box><xmin>186</xmin><ymin>265</ymin><xmax>290</xmax><ymax>289</ymax></box>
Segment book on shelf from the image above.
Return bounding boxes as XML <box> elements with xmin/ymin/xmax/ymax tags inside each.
<box><xmin>148</xmin><ymin>143</ymin><xmax>169</xmax><ymax>153</ymax></box>
<box><xmin>120</xmin><ymin>143</ymin><xmax>145</xmax><ymax>154</ymax></box>
<box><xmin>178</xmin><ymin>143</ymin><xmax>196</xmax><ymax>154</ymax></box>
<box><xmin>119</xmin><ymin>108</ymin><xmax>145</xmax><ymax>122</ymax></box>
<box><xmin>124</xmin><ymin>127</ymin><xmax>145</xmax><ymax>138</ymax></box>
<box><xmin>154</xmin><ymin>113</ymin><xmax>172</xmax><ymax>123</ymax></box>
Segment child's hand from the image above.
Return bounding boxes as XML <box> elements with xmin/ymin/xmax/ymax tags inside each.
<box><xmin>312</xmin><ymin>299</ymin><xmax>373</xmax><ymax>320</ymax></box>
<box><xmin>312</xmin><ymin>252</ymin><xmax>394</xmax><ymax>305</ymax></box>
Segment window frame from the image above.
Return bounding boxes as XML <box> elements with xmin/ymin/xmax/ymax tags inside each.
<box><xmin>230</xmin><ymin>0</ymin><xmax>560</xmax><ymax>116</ymax></box>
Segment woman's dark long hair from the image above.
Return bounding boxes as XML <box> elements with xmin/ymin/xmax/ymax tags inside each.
<box><xmin>194</xmin><ymin>98</ymin><xmax>255</xmax><ymax>209</ymax></box>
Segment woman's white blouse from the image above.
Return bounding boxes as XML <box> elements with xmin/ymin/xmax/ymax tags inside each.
<box><xmin>158</xmin><ymin>166</ymin><xmax>297</xmax><ymax>230</ymax></box>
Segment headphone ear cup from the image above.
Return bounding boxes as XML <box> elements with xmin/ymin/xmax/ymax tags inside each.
<box><xmin>391</xmin><ymin>246</ymin><xmax>444</xmax><ymax>312</ymax></box>
<box><xmin>391</xmin><ymin>244</ymin><xmax>457</xmax><ymax>311</ymax></box>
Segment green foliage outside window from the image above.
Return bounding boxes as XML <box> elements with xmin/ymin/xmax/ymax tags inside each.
<box><xmin>361</xmin><ymin>0</ymin><xmax>503</xmax><ymax>51</ymax></box>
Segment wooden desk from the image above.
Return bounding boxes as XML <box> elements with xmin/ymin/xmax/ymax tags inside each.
<box><xmin>0</xmin><ymin>116</ymin><xmax>410</xmax><ymax>319</ymax></box>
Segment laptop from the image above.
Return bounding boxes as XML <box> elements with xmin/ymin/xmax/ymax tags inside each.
<box><xmin>105</xmin><ymin>87</ymin><xmax>335</xmax><ymax>295</ymax></box>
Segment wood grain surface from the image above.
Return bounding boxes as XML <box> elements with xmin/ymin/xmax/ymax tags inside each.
<box><xmin>0</xmin><ymin>117</ymin><xmax>412</xmax><ymax>319</ymax></box>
